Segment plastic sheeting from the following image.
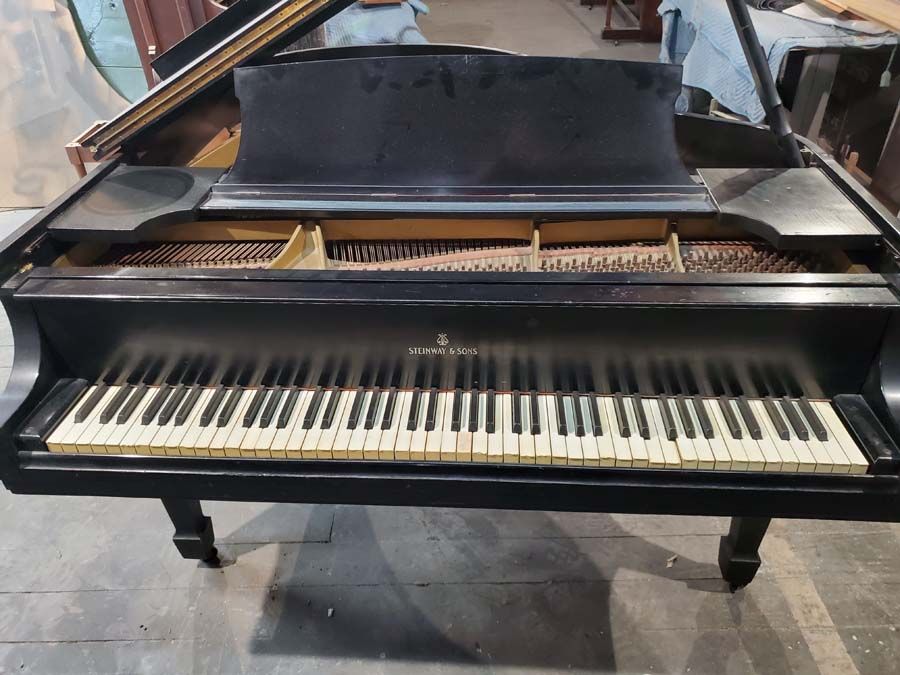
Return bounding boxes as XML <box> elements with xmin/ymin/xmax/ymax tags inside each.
<box><xmin>0</xmin><ymin>0</ymin><xmax>127</xmax><ymax>207</ymax></box>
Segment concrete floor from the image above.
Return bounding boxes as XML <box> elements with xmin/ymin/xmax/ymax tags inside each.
<box><xmin>2</xmin><ymin>2</ymin><xmax>900</xmax><ymax>674</ymax></box>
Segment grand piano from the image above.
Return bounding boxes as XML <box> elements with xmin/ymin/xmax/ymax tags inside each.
<box><xmin>2</xmin><ymin>0</ymin><xmax>900</xmax><ymax>591</ymax></box>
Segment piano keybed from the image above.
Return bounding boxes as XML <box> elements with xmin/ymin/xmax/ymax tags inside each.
<box><xmin>43</xmin><ymin>384</ymin><xmax>869</xmax><ymax>473</ymax></box>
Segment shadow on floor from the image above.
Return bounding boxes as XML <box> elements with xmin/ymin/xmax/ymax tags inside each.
<box><xmin>216</xmin><ymin>504</ymin><xmax>758</xmax><ymax>670</ymax></box>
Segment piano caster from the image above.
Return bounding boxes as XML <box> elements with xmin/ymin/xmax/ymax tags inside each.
<box><xmin>162</xmin><ymin>498</ymin><xmax>218</xmax><ymax>566</ymax></box>
<box><xmin>717</xmin><ymin>516</ymin><xmax>771</xmax><ymax>591</ymax></box>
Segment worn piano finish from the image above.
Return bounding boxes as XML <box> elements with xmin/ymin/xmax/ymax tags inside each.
<box><xmin>4</xmin><ymin>0</ymin><xmax>900</xmax><ymax>592</ymax></box>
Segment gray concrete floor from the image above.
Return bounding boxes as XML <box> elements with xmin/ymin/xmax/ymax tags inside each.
<box><xmin>2</xmin><ymin>3</ymin><xmax>900</xmax><ymax>674</ymax></box>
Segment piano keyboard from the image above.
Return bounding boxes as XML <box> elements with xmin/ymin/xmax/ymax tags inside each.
<box><xmin>43</xmin><ymin>385</ymin><xmax>870</xmax><ymax>473</ymax></box>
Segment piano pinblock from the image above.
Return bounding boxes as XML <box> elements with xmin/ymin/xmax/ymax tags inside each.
<box><xmin>718</xmin><ymin>517</ymin><xmax>771</xmax><ymax>592</ymax></box>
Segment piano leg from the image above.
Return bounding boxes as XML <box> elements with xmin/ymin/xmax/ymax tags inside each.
<box><xmin>718</xmin><ymin>516</ymin><xmax>771</xmax><ymax>592</ymax></box>
<box><xmin>161</xmin><ymin>498</ymin><xmax>219</xmax><ymax>566</ymax></box>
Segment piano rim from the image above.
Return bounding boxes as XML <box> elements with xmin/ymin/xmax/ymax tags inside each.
<box><xmin>6</xmin><ymin>450</ymin><xmax>900</xmax><ymax>523</ymax></box>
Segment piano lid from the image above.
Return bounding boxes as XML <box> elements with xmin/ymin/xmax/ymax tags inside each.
<box><xmin>204</xmin><ymin>55</ymin><xmax>713</xmax><ymax>217</ymax></box>
<box><xmin>81</xmin><ymin>0</ymin><xmax>355</xmax><ymax>160</ymax></box>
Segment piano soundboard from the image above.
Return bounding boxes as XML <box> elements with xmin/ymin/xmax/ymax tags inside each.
<box><xmin>3</xmin><ymin>1</ymin><xmax>900</xmax><ymax>592</ymax></box>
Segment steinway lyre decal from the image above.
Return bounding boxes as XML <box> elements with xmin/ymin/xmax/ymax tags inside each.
<box><xmin>408</xmin><ymin>333</ymin><xmax>478</xmax><ymax>356</ymax></box>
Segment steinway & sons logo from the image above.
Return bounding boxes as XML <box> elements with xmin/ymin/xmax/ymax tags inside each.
<box><xmin>408</xmin><ymin>333</ymin><xmax>478</xmax><ymax>356</ymax></box>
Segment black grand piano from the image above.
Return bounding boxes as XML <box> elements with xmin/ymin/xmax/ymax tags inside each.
<box><xmin>2</xmin><ymin>0</ymin><xmax>900</xmax><ymax>591</ymax></box>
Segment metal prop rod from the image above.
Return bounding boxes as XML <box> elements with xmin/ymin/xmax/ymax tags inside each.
<box><xmin>724</xmin><ymin>0</ymin><xmax>805</xmax><ymax>168</ymax></box>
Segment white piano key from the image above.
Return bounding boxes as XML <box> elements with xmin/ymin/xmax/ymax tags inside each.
<box><xmin>105</xmin><ymin>388</ymin><xmax>158</xmax><ymax>455</ymax></box>
<box><xmin>603</xmin><ymin>397</ymin><xmax>632</xmax><ymax>467</ymax></box>
<box><xmin>623</xmin><ymin>397</ymin><xmax>647</xmax><ymax>468</ymax></box>
<box><xmin>394</xmin><ymin>391</ymin><xmax>413</xmax><ymax>461</ymax></box>
<box><xmin>729</xmin><ymin>399</ymin><xmax>765</xmax><ymax>471</ymax></box>
<box><xmin>757</xmin><ymin>398</ymin><xmax>799</xmax><ymax>471</ymax></box>
<box><xmin>317</xmin><ymin>390</ymin><xmax>351</xmax><ymax>460</ymax></box>
<box><xmin>46</xmin><ymin>386</ymin><xmax>97</xmax><ymax>453</ymax></box>
<box><xmin>424</xmin><ymin>391</ymin><xmax>446</xmax><ymax>462</ymax></box>
<box><xmin>533</xmin><ymin>396</ymin><xmax>552</xmax><ymax>465</ymax></box>
<box><xmin>487</xmin><ymin>394</ymin><xmax>504</xmax><ymax>463</ymax></box>
<box><xmin>73</xmin><ymin>387</ymin><xmax>120</xmax><ymax>454</ymax></box>
<box><xmin>648</xmin><ymin>399</ymin><xmax>681</xmax><ymax>468</ymax></box>
<box><xmin>591</xmin><ymin>397</ymin><xmax>616</xmax><ymax>467</ymax></box>
<box><xmin>502</xmin><ymin>394</ymin><xmax>519</xmax><ymax>463</ymax></box>
<box><xmin>641</xmin><ymin>398</ymin><xmax>665</xmax><ymax>468</ymax></box>
<box><xmin>694</xmin><ymin>398</ymin><xmax>730</xmax><ymax>470</ymax></box>
<box><xmin>789</xmin><ymin>401</ymin><xmax>837</xmax><ymax>474</ymax></box>
<box><xmin>518</xmin><ymin>395</ymin><xmax>536</xmax><ymax>464</ymax></box>
<box><xmin>89</xmin><ymin>388</ymin><xmax>132</xmax><ymax>453</ymax></box>
<box><xmin>814</xmin><ymin>402</ymin><xmax>869</xmax><ymax>474</ymax></box>
<box><xmin>378</xmin><ymin>391</ymin><xmax>412</xmax><ymax>460</ymax></box>
<box><xmin>441</xmin><ymin>392</ymin><xmax>458</xmax><ymax>462</ymax></box>
<box><xmin>222</xmin><ymin>391</ymin><xmax>256</xmax><ymax>458</ymax></box>
<box><xmin>164</xmin><ymin>389</ymin><xmax>211</xmax><ymax>457</ymax></box>
<box><xmin>331</xmin><ymin>391</ymin><xmax>357</xmax><ymax>460</ymax></box>
<box><xmin>455</xmin><ymin>391</ymin><xmax>473</xmax><ymax>462</ymax></box>
<box><xmin>563</xmin><ymin>396</ymin><xmax>583</xmax><ymax>466</ymax></box>
<box><xmin>472</xmin><ymin>393</ymin><xmax>489</xmax><ymax>462</ymax></box>
<box><xmin>268</xmin><ymin>390</ymin><xmax>309</xmax><ymax>459</ymax></box>
<box><xmin>285</xmin><ymin>390</ymin><xmax>317</xmax><ymax>459</ymax></box>
<box><xmin>253</xmin><ymin>396</ymin><xmax>285</xmax><ymax>459</ymax></box>
<box><xmin>783</xmin><ymin>407</ymin><xmax>817</xmax><ymax>472</ymax></box>
<box><xmin>545</xmin><ymin>395</ymin><xmax>568</xmax><ymax>465</ymax></box>
<box><xmin>748</xmin><ymin>399</ymin><xmax>783</xmax><ymax>471</ymax></box>
<box><xmin>707</xmin><ymin>399</ymin><xmax>744</xmax><ymax>470</ymax></box>
<box><xmin>302</xmin><ymin>389</ymin><xmax>336</xmax><ymax>459</ymax></box>
<box><xmin>364</xmin><ymin>391</ymin><xmax>388</xmax><ymax>460</ymax></box>
<box><xmin>348</xmin><ymin>391</ymin><xmax>373</xmax><ymax>460</ymax></box>
<box><xmin>238</xmin><ymin>389</ymin><xmax>271</xmax><ymax>458</ymax></box>
<box><xmin>409</xmin><ymin>392</ymin><xmax>427</xmax><ymax>461</ymax></box>
<box><xmin>685</xmin><ymin>399</ymin><xmax>716</xmax><ymax>470</ymax></box>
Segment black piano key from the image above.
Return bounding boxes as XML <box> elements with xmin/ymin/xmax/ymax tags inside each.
<box><xmin>798</xmin><ymin>397</ymin><xmax>829</xmax><ymax>441</ymax></box>
<box><xmin>485</xmin><ymin>390</ymin><xmax>496</xmax><ymax>434</ymax></box>
<box><xmin>117</xmin><ymin>384</ymin><xmax>148</xmax><ymax>424</ymax></box>
<box><xmin>781</xmin><ymin>397</ymin><xmax>809</xmax><ymax>440</ymax></box>
<box><xmin>632</xmin><ymin>395</ymin><xmax>650</xmax><ymax>439</ymax></box>
<box><xmin>276</xmin><ymin>389</ymin><xmax>301</xmax><ymax>429</ymax></box>
<box><xmin>75</xmin><ymin>384</ymin><xmax>109</xmax><ymax>423</ymax></box>
<box><xmin>142</xmin><ymin>385</ymin><xmax>172</xmax><ymax>425</ymax></box>
<box><xmin>692</xmin><ymin>396</ymin><xmax>715</xmax><ymax>439</ymax></box>
<box><xmin>364</xmin><ymin>388</ymin><xmax>382</xmax><ymax>430</ymax></box>
<box><xmin>304</xmin><ymin>387</ymin><xmax>326</xmax><ymax>429</ymax></box>
<box><xmin>450</xmin><ymin>388</ymin><xmax>462</xmax><ymax>432</ymax></box>
<box><xmin>588</xmin><ymin>393</ymin><xmax>602</xmax><ymax>436</ymax></box>
<box><xmin>158</xmin><ymin>385</ymin><xmax>188</xmax><ymax>425</ymax></box>
<box><xmin>200</xmin><ymin>385</ymin><xmax>227</xmax><ymax>427</ymax></box>
<box><xmin>763</xmin><ymin>398</ymin><xmax>790</xmax><ymax>440</ymax></box>
<box><xmin>613</xmin><ymin>392</ymin><xmax>630</xmax><ymax>438</ymax></box>
<box><xmin>346</xmin><ymin>386</ymin><xmax>365</xmax><ymax>430</ymax></box>
<box><xmin>174</xmin><ymin>386</ymin><xmax>203</xmax><ymax>426</ymax></box>
<box><xmin>468</xmin><ymin>388</ymin><xmax>479</xmax><ymax>432</ymax></box>
<box><xmin>573</xmin><ymin>394</ymin><xmax>586</xmax><ymax>437</ymax></box>
<box><xmin>658</xmin><ymin>396</ymin><xmax>677</xmax><ymax>441</ymax></box>
<box><xmin>259</xmin><ymin>387</ymin><xmax>284</xmax><ymax>428</ymax></box>
<box><xmin>511</xmin><ymin>391</ymin><xmax>523</xmax><ymax>434</ymax></box>
<box><xmin>676</xmin><ymin>395</ymin><xmax>696</xmax><ymax>439</ymax></box>
<box><xmin>718</xmin><ymin>397</ymin><xmax>742</xmax><ymax>439</ymax></box>
<box><xmin>243</xmin><ymin>388</ymin><xmax>268</xmax><ymax>427</ymax></box>
<box><xmin>554</xmin><ymin>392</ymin><xmax>568</xmax><ymax>435</ymax></box>
<box><xmin>424</xmin><ymin>388</ymin><xmax>439</xmax><ymax>432</ymax></box>
<box><xmin>99</xmin><ymin>386</ymin><xmax>131</xmax><ymax>424</ymax></box>
<box><xmin>530</xmin><ymin>391</ymin><xmax>542</xmax><ymax>434</ymax></box>
<box><xmin>216</xmin><ymin>388</ymin><xmax>244</xmax><ymax>427</ymax></box>
<box><xmin>381</xmin><ymin>388</ymin><xmax>398</xmax><ymax>431</ymax></box>
<box><xmin>320</xmin><ymin>388</ymin><xmax>342</xmax><ymax>430</ymax></box>
<box><xmin>737</xmin><ymin>396</ymin><xmax>762</xmax><ymax>440</ymax></box>
<box><xmin>407</xmin><ymin>387</ymin><xmax>422</xmax><ymax>431</ymax></box>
